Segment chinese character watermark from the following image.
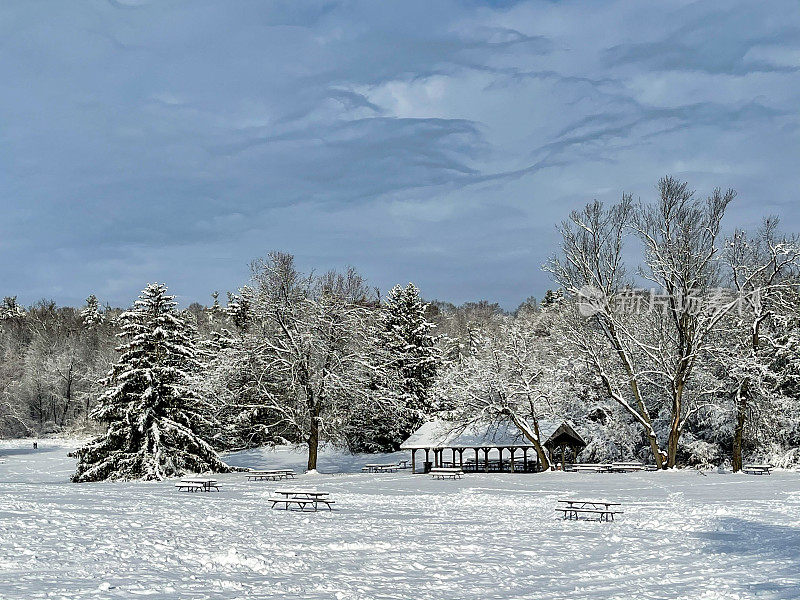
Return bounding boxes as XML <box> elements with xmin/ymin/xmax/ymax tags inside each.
<box><xmin>577</xmin><ymin>285</ymin><xmax>761</xmax><ymax>318</ymax></box>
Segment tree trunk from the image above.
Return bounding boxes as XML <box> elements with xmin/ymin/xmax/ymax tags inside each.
<box><xmin>307</xmin><ymin>414</ymin><xmax>320</xmax><ymax>471</ymax></box>
<box><xmin>666</xmin><ymin>388</ymin><xmax>682</xmax><ymax>468</ymax></box>
<box><xmin>594</xmin><ymin>357</ymin><xmax>664</xmax><ymax>469</ymax></box>
<box><xmin>60</xmin><ymin>362</ymin><xmax>74</xmax><ymax>428</ymax></box>
<box><xmin>666</xmin><ymin>426</ymin><xmax>679</xmax><ymax>468</ymax></box>
<box><xmin>732</xmin><ymin>319</ymin><xmax>761</xmax><ymax>471</ymax></box>
<box><xmin>648</xmin><ymin>431</ymin><xmax>665</xmax><ymax>470</ymax></box>
<box><xmin>505</xmin><ymin>409</ymin><xmax>550</xmax><ymax>471</ymax></box>
<box><xmin>732</xmin><ymin>378</ymin><xmax>749</xmax><ymax>472</ymax></box>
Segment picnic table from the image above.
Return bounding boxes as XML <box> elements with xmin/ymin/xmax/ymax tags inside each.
<box><xmin>557</xmin><ymin>499</ymin><xmax>622</xmax><ymax>522</ymax></box>
<box><xmin>568</xmin><ymin>463</ymin><xmax>613</xmax><ymax>473</ymax></box>
<box><xmin>270</xmin><ymin>489</ymin><xmax>334</xmax><ymax>511</ymax></box>
<box><xmin>429</xmin><ymin>467</ymin><xmax>464</xmax><ymax>480</ymax></box>
<box><xmin>610</xmin><ymin>462</ymin><xmax>648</xmax><ymax>473</ymax></box>
<box><xmin>246</xmin><ymin>469</ymin><xmax>296</xmax><ymax>481</ymax></box>
<box><xmin>175</xmin><ymin>478</ymin><xmax>220</xmax><ymax>492</ymax></box>
<box><xmin>361</xmin><ymin>463</ymin><xmax>400</xmax><ymax>473</ymax></box>
<box><xmin>742</xmin><ymin>464</ymin><xmax>773</xmax><ymax>475</ymax></box>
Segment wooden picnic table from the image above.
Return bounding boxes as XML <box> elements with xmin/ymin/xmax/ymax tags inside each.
<box><xmin>176</xmin><ymin>478</ymin><xmax>220</xmax><ymax>492</ymax></box>
<box><xmin>429</xmin><ymin>467</ymin><xmax>464</xmax><ymax>480</ymax></box>
<box><xmin>557</xmin><ymin>499</ymin><xmax>622</xmax><ymax>522</ymax></box>
<box><xmin>250</xmin><ymin>468</ymin><xmax>295</xmax><ymax>473</ymax></box>
<box><xmin>362</xmin><ymin>463</ymin><xmax>400</xmax><ymax>473</ymax></box>
<box><xmin>569</xmin><ymin>463</ymin><xmax>614</xmax><ymax>473</ymax></box>
<box><xmin>568</xmin><ymin>462</ymin><xmax>657</xmax><ymax>473</ymax></box>
<box><xmin>610</xmin><ymin>462</ymin><xmax>647</xmax><ymax>473</ymax></box>
<box><xmin>246</xmin><ymin>469</ymin><xmax>297</xmax><ymax>481</ymax></box>
<box><xmin>742</xmin><ymin>464</ymin><xmax>773</xmax><ymax>475</ymax></box>
<box><xmin>270</xmin><ymin>489</ymin><xmax>334</xmax><ymax>512</ymax></box>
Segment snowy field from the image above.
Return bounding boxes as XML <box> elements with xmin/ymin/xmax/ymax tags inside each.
<box><xmin>1</xmin><ymin>441</ymin><xmax>799</xmax><ymax>600</ymax></box>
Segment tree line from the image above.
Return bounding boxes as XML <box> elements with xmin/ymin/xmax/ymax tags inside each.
<box><xmin>2</xmin><ymin>177</ymin><xmax>799</xmax><ymax>480</ymax></box>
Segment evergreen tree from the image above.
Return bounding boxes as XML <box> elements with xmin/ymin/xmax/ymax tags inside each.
<box><xmin>207</xmin><ymin>291</ymin><xmax>225</xmax><ymax>324</ymax></box>
<box><xmin>81</xmin><ymin>294</ymin><xmax>104</xmax><ymax>329</ymax></box>
<box><xmin>72</xmin><ymin>283</ymin><xmax>231</xmax><ymax>482</ymax></box>
<box><xmin>226</xmin><ymin>287</ymin><xmax>253</xmax><ymax>333</ymax></box>
<box><xmin>1</xmin><ymin>296</ymin><xmax>25</xmax><ymax>320</ymax></box>
<box><xmin>379</xmin><ymin>283</ymin><xmax>439</xmax><ymax>441</ymax></box>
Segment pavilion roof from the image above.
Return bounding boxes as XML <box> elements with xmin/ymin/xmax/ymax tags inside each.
<box><xmin>400</xmin><ymin>417</ymin><xmax>566</xmax><ymax>450</ymax></box>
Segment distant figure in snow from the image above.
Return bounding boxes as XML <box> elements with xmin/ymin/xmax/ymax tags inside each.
<box><xmin>33</xmin><ymin>441</ymin><xmax>38</xmax><ymax>450</ymax></box>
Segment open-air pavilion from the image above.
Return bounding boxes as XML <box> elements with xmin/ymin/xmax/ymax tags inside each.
<box><xmin>400</xmin><ymin>418</ymin><xmax>586</xmax><ymax>473</ymax></box>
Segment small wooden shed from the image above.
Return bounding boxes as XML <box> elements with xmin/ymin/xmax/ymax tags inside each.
<box><xmin>542</xmin><ymin>421</ymin><xmax>586</xmax><ymax>470</ymax></box>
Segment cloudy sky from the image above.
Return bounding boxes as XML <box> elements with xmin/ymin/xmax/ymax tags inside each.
<box><xmin>2</xmin><ymin>1</ymin><xmax>799</xmax><ymax>309</ymax></box>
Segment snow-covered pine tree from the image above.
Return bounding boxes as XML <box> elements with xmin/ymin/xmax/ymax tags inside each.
<box><xmin>379</xmin><ymin>283</ymin><xmax>439</xmax><ymax>441</ymax></box>
<box><xmin>81</xmin><ymin>294</ymin><xmax>104</xmax><ymax>329</ymax></box>
<box><xmin>72</xmin><ymin>283</ymin><xmax>231</xmax><ymax>482</ymax></box>
<box><xmin>226</xmin><ymin>287</ymin><xmax>253</xmax><ymax>333</ymax></box>
<box><xmin>1</xmin><ymin>296</ymin><xmax>25</xmax><ymax>320</ymax></box>
<box><xmin>205</xmin><ymin>291</ymin><xmax>227</xmax><ymax>326</ymax></box>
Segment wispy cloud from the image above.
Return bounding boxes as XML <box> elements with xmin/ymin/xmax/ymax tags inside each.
<box><xmin>0</xmin><ymin>0</ymin><xmax>798</xmax><ymax>308</ymax></box>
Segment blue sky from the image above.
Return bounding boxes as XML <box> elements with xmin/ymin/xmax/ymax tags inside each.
<box><xmin>1</xmin><ymin>1</ymin><xmax>799</xmax><ymax>309</ymax></box>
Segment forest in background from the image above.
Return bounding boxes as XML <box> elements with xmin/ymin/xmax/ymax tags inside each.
<box><xmin>2</xmin><ymin>178</ymin><xmax>800</xmax><ymax>476</ymax></box>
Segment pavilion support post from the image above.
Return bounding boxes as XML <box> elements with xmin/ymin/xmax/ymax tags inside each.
<box><xmin>483</xmin><ymin>448</ymin><xmax>490</xmax><ymax>473</ymax></box>
<box><xmin>458</xmin><ymin>448</ymin><xmax>464</xmax><ymax>469</ymax></box>
<box><xmin>523</xmin><ymin>448</ymin><xmax>529</xmax><ymax>473</ymax></box>
<box><xmin>452</xmin><ymin>448</ymin><xmax>457</xmax><ymax>467</ymax></box>
<box><xmin>474</xmin><ymin>448</ymin><xmax>479</xmax><ymax>472</ymax></box>
<box><xmin>411</xmin><ymin>449</ymin><xmax>416</xmax><ymax>474</ymax></box>
<box><xmin>510</xmin><ymin>448</ymin><xmax>515</xmax><ymax>473</ymax></box>
<box><xmin>561</xmin><ymin>444</ymin><xmax>566</xmax><ymax>471</ymax></box>
<box><xmin>424</xmin><ymin>448</ymin><xmax>430</xmax><ymax>473</ymax></box>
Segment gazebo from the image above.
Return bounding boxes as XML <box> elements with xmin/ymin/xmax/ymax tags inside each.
<box><xmin>400</xmin><ymin>417</ymin><xmax>586</xmax><ymax>473</ymax></box>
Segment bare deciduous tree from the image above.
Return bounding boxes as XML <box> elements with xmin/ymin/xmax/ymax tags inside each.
<box><xmin>722</xmin><ymin>219</ymin><xmax>800</xmax><ymax>470</ymax></box>
<box><xmin>546</xmin><ymin>177</ymin><xmax>790</xmax><ymax>468</ymax></box>
<box><xmin>246</xmin><ymin>252</ymin><xmax>386</xmax><ymax>470</ymax></box>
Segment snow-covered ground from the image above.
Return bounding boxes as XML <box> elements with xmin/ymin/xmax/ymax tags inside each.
<box><xmin>1</xmin><ymin>440</ymin><xmax>799</xmax><ymax>600</ymax></box>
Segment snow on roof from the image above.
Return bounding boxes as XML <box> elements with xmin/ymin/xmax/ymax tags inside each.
<box><xmin>400</xmin><ymin>417</ymin><xmax>564</xmax><ymax>449</ymax></box>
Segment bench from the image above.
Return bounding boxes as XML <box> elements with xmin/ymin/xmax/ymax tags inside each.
<box><xmin>429</xmin><ymin>468</ymin><xmax>464</xmax><ymax>480</ymax></box>
<box><xmin>742</xmin><ymin>464</ymin><xmax>772</xmax><ymax>475</ymax></box>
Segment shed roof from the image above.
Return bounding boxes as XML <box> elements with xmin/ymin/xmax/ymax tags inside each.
<box><xmin>543</xmin><ymin>421</ymin><xmax>586</xmax><ymax>451</ymax></box>
<box><xmin>400</xmin><ymin>417</ymin><xmax>567</xmax><ymax>450</ymax></box>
